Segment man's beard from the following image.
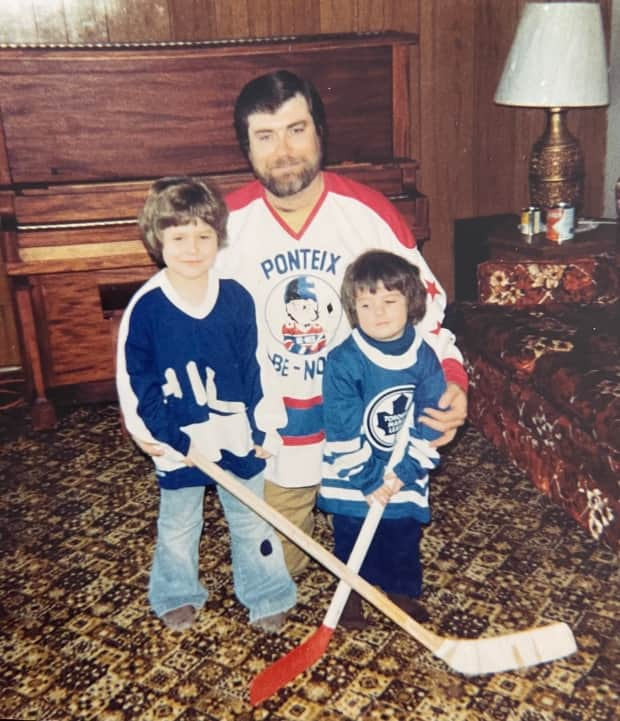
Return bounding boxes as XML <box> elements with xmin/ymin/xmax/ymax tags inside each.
<box><xmin>256</xmin><ymin>154</ymin><xmax>321</xmax><ymax>198</ymax></box>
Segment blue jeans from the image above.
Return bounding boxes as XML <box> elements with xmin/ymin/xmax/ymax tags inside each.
<box><xmin>149</xmin><ymin>472</ymin><xmax>296</xmax><ymax>623</ymax></box>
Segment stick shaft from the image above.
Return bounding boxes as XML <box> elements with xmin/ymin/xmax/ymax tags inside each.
<box><xmin>189</xmin><ymin>450</ymin><xmax>441</xmax><ymax>652</ymax></box>
<box><xmin>249</xmin><ymin>505</ymin><xmax>384</xmax><ymax>705</ymax></box>
<box><xmin>323</xmin><ymin>407</ymin><xmax>410</xmax><ymax>627</ymax></box>
<box><xmin>323</xmin><ymin>500</ymin><xmax>383</xmax><ymax>627</ymax></box>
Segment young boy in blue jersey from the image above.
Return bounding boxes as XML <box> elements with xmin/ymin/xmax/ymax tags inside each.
<box><xmin>116</xmin><ymin>177</ymin><xmax>295</xmax><ymax>633</ymax></box>
<box><xmin>318</xmin><ymin>250</ymin><xmax>447</xmax><ymax>629</ymax></box>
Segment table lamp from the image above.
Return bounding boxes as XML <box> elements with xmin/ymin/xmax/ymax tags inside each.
<box><xmin>494</xmin><ymin>2</ymin><xmax>609</xmax><ymax>212</ymax></box>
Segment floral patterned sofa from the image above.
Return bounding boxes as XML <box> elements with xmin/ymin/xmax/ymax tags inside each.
<box><xmin>458</xmin><ymin>254</ymin><xmax>619</xmax><ymax>549</ymax></box>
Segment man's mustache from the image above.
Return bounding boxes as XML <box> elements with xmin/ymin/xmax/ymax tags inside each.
<box><xmin>271</xmin><ymin>157</ymin><xmax>301</xmax><ymax>168</ymax></box>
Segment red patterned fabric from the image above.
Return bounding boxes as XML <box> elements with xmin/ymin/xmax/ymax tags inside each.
<box><xmin>462</xmin><ymin>303</ymin><xmax>620</xmax><ymax>453</ymax></box>
<box><xmin>477</xmin><ymin>256</ymin><xmax>619</xmax><ymax>308</ymax></box>
<box><xmin>459</xmin><ymin>254</ymin><xmax>619</xmax><ymax>548</ymax></box>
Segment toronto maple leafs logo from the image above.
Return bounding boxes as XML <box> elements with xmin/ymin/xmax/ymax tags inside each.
<box><xmin>364</xmin><ymin>386</ymin><xmax>414</xmax><ymax>450</ymax></box>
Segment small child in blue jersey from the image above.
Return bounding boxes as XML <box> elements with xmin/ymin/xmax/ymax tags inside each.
<box><xmin>116</xmin><ymin>176</ymin><xmax>295</xmax><ymax>633</ymax></box>
<box><xmin>318</xmin><ymin>249</ymin><xmax>447</xmax><ymax>628</ymax></box>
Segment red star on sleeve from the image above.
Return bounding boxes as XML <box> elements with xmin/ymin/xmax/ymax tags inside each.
<box><xmin>425</xmin><ymin>280</ymin><xmax>441</xmax><ymax>299</ymax></box>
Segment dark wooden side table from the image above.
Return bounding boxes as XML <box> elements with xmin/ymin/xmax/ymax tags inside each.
<box><xmin>488</xmin><ymin>214</ymin><xmax>618</xmax><ymax>261</ymax></box>
<box><xmin>453</xmin><ymin>214</ymin><xmax>618</xmax><ymax>302</ymax></box>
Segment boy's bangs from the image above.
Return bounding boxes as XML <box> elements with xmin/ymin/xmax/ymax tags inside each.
<box><xmin>156</xmin><ymin>208</ymin><xmax>209</xmax><ymax>231</ymax></box>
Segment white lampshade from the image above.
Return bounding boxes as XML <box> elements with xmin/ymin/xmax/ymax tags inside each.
<box><xmin>495</xmin><ymin>2</ymin><xmax>609</xmax><ymax>108</ymax></box>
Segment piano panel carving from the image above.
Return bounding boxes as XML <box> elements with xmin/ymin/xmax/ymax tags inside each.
<box><xmin>0</xmin><ymin>32</ymin><xmax>429</xmax><ymax>428</ymax></box>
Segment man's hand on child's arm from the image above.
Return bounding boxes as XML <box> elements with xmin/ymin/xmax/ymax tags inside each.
<box><xmin>366</xmin><ymin>472</ymin><xmax>403</xmax><ymax>506</ymax></box>
<box><xmin>253</xmin><ymin>445</ymin><xmax>272</xmax><ymax>459</ymax></box>
<box><xmin>419</xmin><ymin>382</ymin><xmax>467</xmax><ymax>447</ymax></box>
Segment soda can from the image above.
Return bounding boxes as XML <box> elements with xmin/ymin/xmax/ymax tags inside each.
<box><xmin>545</xmin><ymin>203</ymin><xmax>575</xmax><ymax>243</ymax></box>
<box><xmin>520</xmin><ymin>206</ymin><xmax>542</xmax><ymax>236</ymax></box>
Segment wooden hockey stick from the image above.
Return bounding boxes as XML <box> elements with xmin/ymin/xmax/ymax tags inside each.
<box><xmin>250</xmin><ymin>412</ymin><xmax>410</xmax><ymax>705</ymax></box>
<box><xmin>189</xmin><ymin>450</ymin><xmax>577</xmax><ymax>681</ymax></box>
<box><xmin>251</xmin><ymin>498</ymin><xmax>384</xmax><ymax>705</ymax></box>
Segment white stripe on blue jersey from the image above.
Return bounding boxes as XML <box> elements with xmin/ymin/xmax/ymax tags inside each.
<box><xmin>318</xmin><ymin>327</ymin><xmax>446</xmax><ymax>520</ymax></box>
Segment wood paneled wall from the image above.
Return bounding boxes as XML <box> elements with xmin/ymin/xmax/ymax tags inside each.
<box><xmin>0</xmin><ymin>0</ymin><xmax>610</xmax><ymax>367</ymax></box>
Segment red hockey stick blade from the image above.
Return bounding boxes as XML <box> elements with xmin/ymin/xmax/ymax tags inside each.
<box><xmin>250</xmin><ymin>625</ymin><xmax>334</xmax><ymax>705</ymax></box>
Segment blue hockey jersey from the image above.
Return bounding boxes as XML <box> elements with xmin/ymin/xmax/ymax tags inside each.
<box><xmin>318</xmin><ymin>326</ymin><xmax>446</xmax><ymax>520</ymax></box>
<box><xmin>116</xmin><ymin>269</ymin><xmax>268</xmax><ymax>488</ymax></box>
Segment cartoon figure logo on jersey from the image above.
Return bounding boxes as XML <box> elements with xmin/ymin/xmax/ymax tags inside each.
<box><xmin>364</xmin><ymin>386</ymin><xmax>415</xmax><ymax>451</ymax></box>
<box><xmin>264</xmin><ymin>273</ymin><xmax>342</xmax><ymax>361</ymax></box>
<box><xmin>281</xmin><ymin>276</ymin><xmax>327</xmax><ymax>355</ymax></box>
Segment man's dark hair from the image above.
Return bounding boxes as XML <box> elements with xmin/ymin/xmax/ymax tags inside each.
<box><xmin>233</xmin><ymin>70</ymin><xmax>327</xmax><ymax>157</ymax></box>
<box><xmin>341</xmin><ymin>250</ymin><xmax>428</xmax><ymax>328</ymax></box>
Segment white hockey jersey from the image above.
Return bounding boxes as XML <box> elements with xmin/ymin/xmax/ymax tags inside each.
<box><xmin>216</xmin><ymin>171</ymin><xmax>465</xmax><ymax>488</ymax></box>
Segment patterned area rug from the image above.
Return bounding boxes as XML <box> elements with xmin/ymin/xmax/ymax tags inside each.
<box><xmin>0</xmin><ymin>402</ymin><xmax>618</xmax><ymax>721</ymax></box>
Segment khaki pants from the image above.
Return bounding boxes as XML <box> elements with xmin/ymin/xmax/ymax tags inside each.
<box><xmin>264</xmin><ymin>481</ymin><xmax>318</xmax><ymax>577</ymax></box>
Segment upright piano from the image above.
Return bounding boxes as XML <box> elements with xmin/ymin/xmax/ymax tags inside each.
<box><xmin>0</xmin><ymin>32</ymin><xmax>429</xmax><ymax>428</ymax></box>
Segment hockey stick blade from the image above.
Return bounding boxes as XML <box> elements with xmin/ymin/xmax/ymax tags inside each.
<box><xmin>189</xmin><ymin>452</ymin><xmax>578</xmax><ymax>679</ymax></box>
<box><xmin>250</xmin><ymin>625</ymin><xmax>334</xmax><ymax>705</ymax></box>
<box><xmin>434</xmin><ymin>621</ymin><xmax>577</xmax><ymax>676</ymax></box>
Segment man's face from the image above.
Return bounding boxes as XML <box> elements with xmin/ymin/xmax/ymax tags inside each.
<box><xmin>246</xmin><ymin>94</ymin><xmax>322</xmax><ymax>198</ymax></box>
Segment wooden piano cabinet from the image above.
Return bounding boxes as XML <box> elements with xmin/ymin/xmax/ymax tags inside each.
<box><xmin>12</xmin><ymin>266</ymin><xmax>156</xmax><ymax>428</ymax></box>
<box><xmin>36</xmin><ymin>269</ymin><xmax>155</xmax><ymax>387</ymax></box>
<box><xmin>0</xmin><ymin>33</ymin><xmax>429</xmax><ymax>428</ymax></box>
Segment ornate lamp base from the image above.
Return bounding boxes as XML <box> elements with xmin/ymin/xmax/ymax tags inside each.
<box><xmin>528</xmin><ymin>107</ymin><xmax>583</xmax><ymax>211</ymax></box>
